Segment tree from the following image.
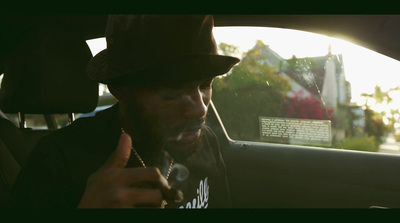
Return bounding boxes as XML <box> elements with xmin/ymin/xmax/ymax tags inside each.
<box><xmin>218</xmin><ymin>42</ymin><xmax>240</xmax><ymax>57</ymax></box>
<box><xmin>361</xmin><ymin>85</ymin><xmax>399</xmax><ymax>109</ymax></box>
<box><xmin>212</xmin><ymin>41</ymin><xmax>291</xmax><ymax>141</ymax></box>
<box><xmin>363</xmin><ymin>108</ymin><xmax>387</xmax><ymax>145</ymax></box>
<box><xmin>387</xmin><ymin>109</ymin><xmax>400</xmax><ymax>133</ymax></box>
<box><xmin>360</xmin><ymin>85</ymin><xmax>400</xmax><ymax>136</ymax></box>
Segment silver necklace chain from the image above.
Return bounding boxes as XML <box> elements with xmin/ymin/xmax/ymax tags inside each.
<box><xmin>121</xmin><ymin>128</ymin><xmax>174</xmax><ymax>180</ymax></box>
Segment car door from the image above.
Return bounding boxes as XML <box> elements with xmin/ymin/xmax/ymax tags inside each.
<box><xmin>207</xmin><ymin>20</ymin><xmax>400</xmax><ymax>208</ymax></box>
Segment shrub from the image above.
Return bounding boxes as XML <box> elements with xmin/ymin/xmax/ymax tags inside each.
<box><xmin>283</xmin><ymin>90</ymin><xmax>335</xmax><ymax>121</ymax></box>
<box><xmin>395</xmin><ymin>134</ymin><xmax>400</xmax><ymax>142</ymax></box>
<box><xmin>333</xmin><ymin>136</ymin><xmax>378</xmax><ymax>152</ymax></box>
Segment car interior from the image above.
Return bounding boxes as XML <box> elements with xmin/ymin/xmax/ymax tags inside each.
<box><xmin>2</xmin><ymin>14</ymin><xmax>400</xmax><ymax>208</ymax></box>
<box><xmin>0</xmin><ymin>19</ymin><xmax>99</xmax><ymax>207</ymax></box>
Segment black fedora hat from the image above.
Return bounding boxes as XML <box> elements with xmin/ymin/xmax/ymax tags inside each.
<box><xmin>86</xmin><ymin>15</ymin><xmax>240</xmax><ymax>86</ymax></box>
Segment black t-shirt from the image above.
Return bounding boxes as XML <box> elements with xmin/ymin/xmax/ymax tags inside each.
<box><xmin>9</xmin><ymin>104</ymin><xmax>232</xmax><ymax>208</ymax></box>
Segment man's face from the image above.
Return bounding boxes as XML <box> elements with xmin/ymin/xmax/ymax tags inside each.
<box><xmin>119</xmin><ymin>77</ymin><xmax>214</xmax><ymax>163</ymax></box>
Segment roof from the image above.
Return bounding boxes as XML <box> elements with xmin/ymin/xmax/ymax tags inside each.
<box><xmin>282</xmin><ymin>54</ymin><xmax>344</xmax><ymax>96</ymax></box>
<box><xmin>246</xmin><ymin>41</ymin><xmax>345</xmax><ymax>97</ymax></box>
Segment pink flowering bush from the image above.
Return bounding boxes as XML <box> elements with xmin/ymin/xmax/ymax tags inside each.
<box><xmin>284</xmin><ymin>90</ymin><xmax>336</xmax><ymax>121</ymax></box>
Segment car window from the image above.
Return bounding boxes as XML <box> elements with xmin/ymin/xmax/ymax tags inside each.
<box><xmin>0</xmin><ymin>75</ymin><xmax>65</xmax><ymax>130</ymax></box>
<box><xmin>3</xmin><ymin>28</ymin><xmax>400</xmax><ymax>156</ymax></box>
<box><xmin>86</xmin><ymin>38</ymin><xmax>118</xmax><ymax>113</ymax></box>
<box><xmin>85</xmin><ymin>31</ymin><xmax>400</xmax><ymax>156</ymax></box>
<box><xmin>212</xmin><ymin>26</ymin><xmax>400</xmax><ymax>155</ymax></box>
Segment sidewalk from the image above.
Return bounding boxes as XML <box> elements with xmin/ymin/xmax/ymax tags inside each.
<box><xmin>379</xmin><ymin>134</ymin><xmax>400</xmax><ymax>155</ymax></box>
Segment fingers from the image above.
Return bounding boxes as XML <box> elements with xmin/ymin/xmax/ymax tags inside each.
<box><xmin>101</xmin><ymin>132</ymin><xmax>132</xmax><ymax>170</ymax></box>
<box><xmin>102</xmin><ymin>187</ymin><xmax>164</xmax><ymax>208</ymax></box>
<box><xmin>80</xmin><ymin>132</ymin><xmax>184</xmax><ymax>208</ymax></box>
<box><xmin>119</xmin><ymin>167</ymin><xmax>172</xmax><ymax>196</ymax></box>
<box><xmin>132</xmin><ymin>168</ymin><xmax>183</xmax><ymax>202</ymax></box>
<box><xmin>107</xmin><ymin>185</ymin><xmax>182</xmax><ymax>208</ymax></box>
<box><xmin>108</xmin><ymin>167</ymin><xmax>183</xmax><ymax>204</ymax></box>
<box><xmin>163</xmin><ymin>187</ymin><xmax>184</xmax><ymax>203</ymax></box>
<box><xmin>127</xmin><ymin>188</ymin><xmax>164</xmax><ymax>208</ymax></box>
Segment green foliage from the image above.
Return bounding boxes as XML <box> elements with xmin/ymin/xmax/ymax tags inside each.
<box><xmin>214</xmin><ymin>42</ymin><xmax>291</xmax><ymax>93</ymax></box>
<box><xmin>333</xmin><ymin>136</ymin><xmax>379</xmax><ymax>152</ymax></box>
<box><xmin>362</xmin><ymin>85</ymin><xmax>400</xmax><ymax>134</ymax></box>
<box><xmin>213</xmin><ymin>41</ymin><xmax>291</xmax><ymax>141</ymax></box>
<box><xmin>373</xmin><ymin>85</ymin><xmax>392</xmax><ymax>104</ymax></box>
<box><xmin>361</xmin><ymin>85</ymin><xmax>399</xmax><ymax>111</ymax></box>
<box><xmin>213</xmin><ymin>85</ymin><xmax>286</xmax><ymax>140</ymax></box>
<box><xmin>364</xmin><ymin>108</ymin><xmax>387</xmax><ymax>145</ymax></box>
<box><xmin>395</xmin><ymin>134</ymin><xmax>400</xmax><ymax>142</ymax></box>
<box><xmin>218</xmin><ymin>42</ymin><xmax>240</xmax><ymax>57</ymax></box>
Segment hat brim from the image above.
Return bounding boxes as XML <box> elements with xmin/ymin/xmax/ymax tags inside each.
<box><xmin>87</xmin><ymin>49</ymin><xmax>240</xmax><ymax>86</ymax></box>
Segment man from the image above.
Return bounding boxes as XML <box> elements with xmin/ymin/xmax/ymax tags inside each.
<box><xmin>9</xmin><ymin>15</ymin><xmax>240</xmax><ymax>208</ymax></box>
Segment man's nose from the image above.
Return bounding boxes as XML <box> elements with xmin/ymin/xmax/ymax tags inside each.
<box><xmin>181</xmin><ymin>88</ymin><xmax>208</xmax><ymax>119</ymax></box>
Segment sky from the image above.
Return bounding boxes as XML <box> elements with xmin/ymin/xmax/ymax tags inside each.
<box><xmin>86</xmin><ymin>27</ymin><xmax>400</xmax><ymax>115</ymax></box>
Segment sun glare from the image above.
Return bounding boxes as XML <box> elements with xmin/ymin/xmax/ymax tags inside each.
<box><xmin>86</xmin><ymin>38</ymin><xmax>106</xmax><ymax>56</ymax></box>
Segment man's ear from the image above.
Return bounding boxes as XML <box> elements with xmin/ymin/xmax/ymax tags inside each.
<box><xmin>108</xmin><ymin>85</ymin><xmax>127</xmax><ymax>103</ymax></box>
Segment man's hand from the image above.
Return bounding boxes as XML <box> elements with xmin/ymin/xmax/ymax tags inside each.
<box><xmin>78</xmin><ymin>133</ymin><xmax>180</xmax><ymax>208</ymax></box>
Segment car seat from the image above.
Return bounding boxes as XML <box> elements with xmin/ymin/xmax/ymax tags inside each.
<box><xmin>0</xmin><ymin>27</ymin><xmax>98</xmax><ymax>207</ymax></box>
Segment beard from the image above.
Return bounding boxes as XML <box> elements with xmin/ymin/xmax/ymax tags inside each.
<box><xmin>124</xmin><ymin>100</ymin><xmax>205</xmax><ymax>165</ymax></box>
<box><xmin>161</xmin><ymin>131</ymin><xmax>204</xmax><ymax>164</ymax></box>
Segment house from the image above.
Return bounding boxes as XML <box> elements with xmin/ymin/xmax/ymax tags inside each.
<box><xmin>250</xmin><ymin>42</ymin><xmax>351</xmax><ymax>108</ymax></box>
<box><xmin>248</xmin><ymin>42</ymin><xmax>356</xmax><ymax>140</ymax></box>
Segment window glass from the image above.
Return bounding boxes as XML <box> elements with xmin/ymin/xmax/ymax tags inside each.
<box><xmin>3</xmin><ymin>113</ymin><xmax>48</xmax><ymax>130</ymax></box>
<box><xmin>86</xmin><ymin>38</ymin><xmax>118</xmax><ymax>111</ymax></box>
<box><xmin>55</xmin><ymin>114</ymin><xmax>70</xmax><ymax>128</ymax></box>
<box><xmin>0</xmin><ymin>75</ymin><xmax>48</xmax><ymax>129</ymax></box>
<box><xmin>25</xmin><ymin>114</ymin><xmax>47</xmax><ymax>129</ymax></box>
<box><xmin>0</xmin><ymin>38</ymin><xmax>116</xmax><ymax>129</ymax></box>
<box><xmin>212</xmin><ymin>27</ymin><xmax>400</xmax><ymax>155</ymax></box>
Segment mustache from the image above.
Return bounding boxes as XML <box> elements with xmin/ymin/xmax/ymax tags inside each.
<box><xmin>157</xmin><ymin>118</ymin><xmax>206</xmax><ymax>145</ymax></box>
<box><xmin>172</xmin><ymin>119</ymin><xmax>206</xmax><ymax>132</ymax></box>
<box><xmin>156</xmin><ymin>119</ymin><xmax>205</xmax><ymax>151</ymax></box>
<box><xmin>159</xmin><ymin>119</ymin><xmax>206</xmax><ymax>138</ymax></box>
